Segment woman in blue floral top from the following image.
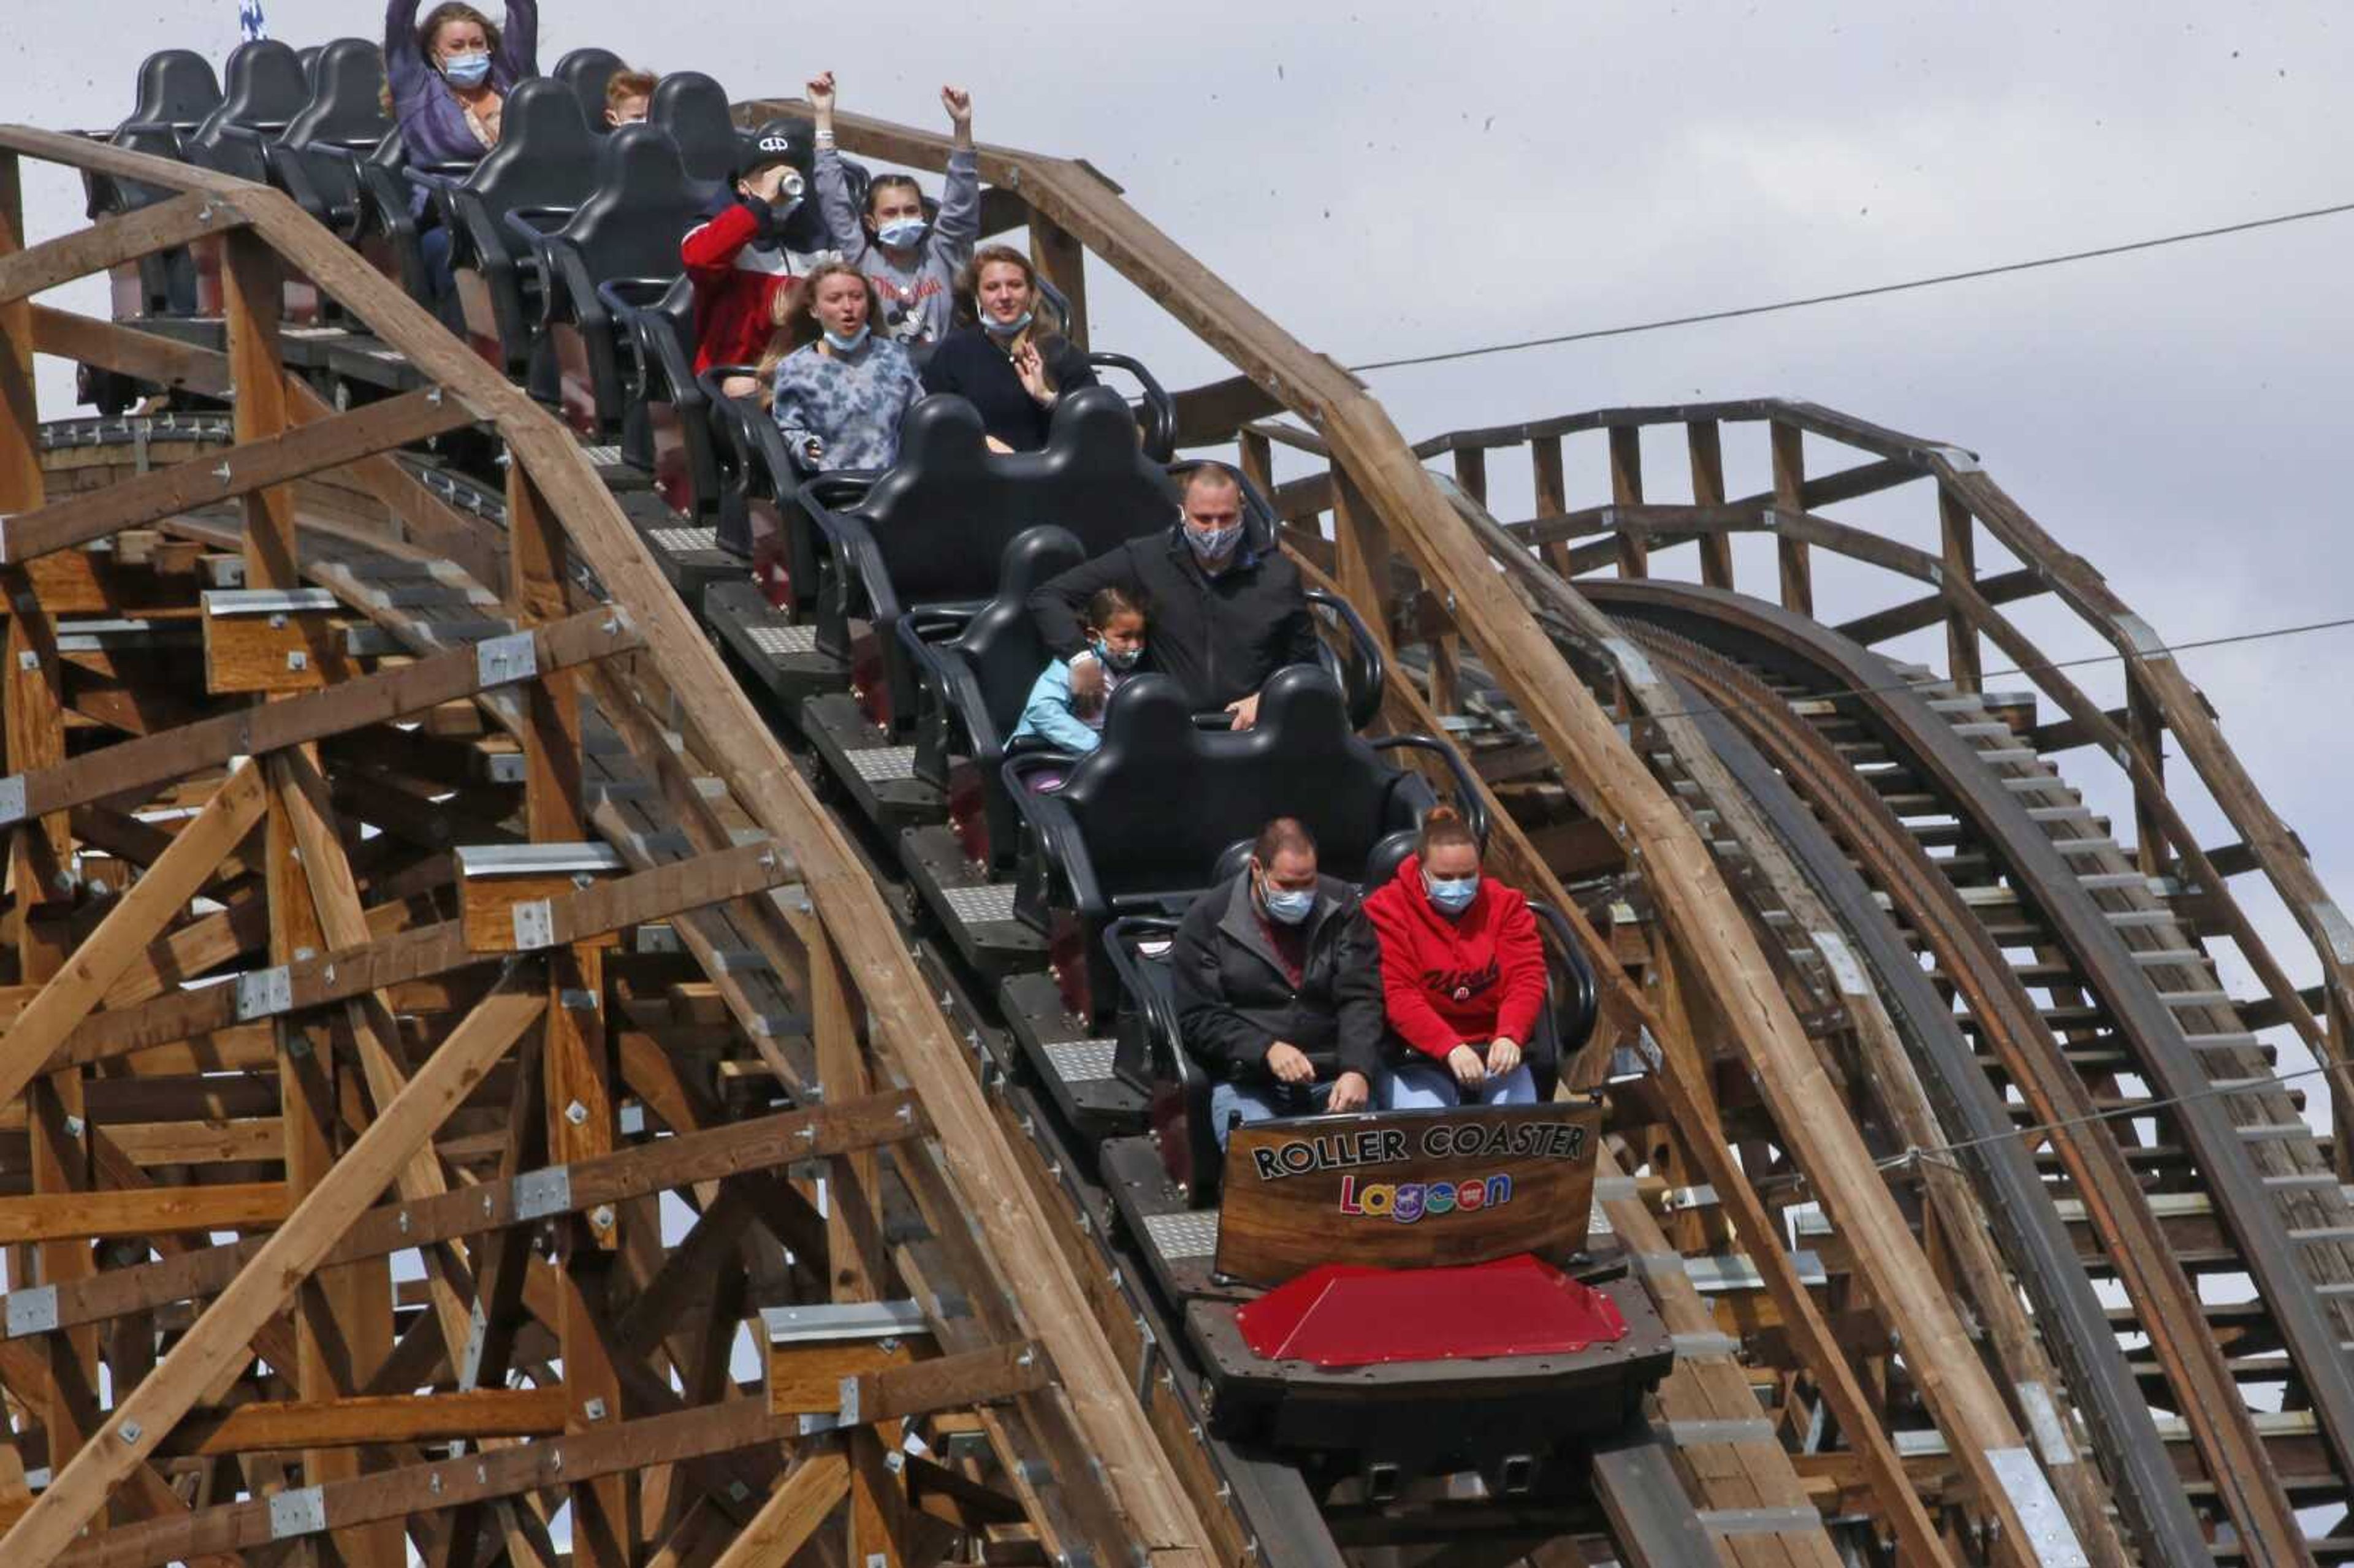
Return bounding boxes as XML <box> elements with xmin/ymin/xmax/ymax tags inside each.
<box><xmin>759</xmin><ymin>260</ymin><xmax>924</xmax><ymax>473</ymax></box>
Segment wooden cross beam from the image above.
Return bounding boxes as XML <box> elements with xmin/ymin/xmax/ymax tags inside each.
<box><xmin>0</xmin><ymin>385</ymin><xmax>479</xmax><ymax>565</ymax></box>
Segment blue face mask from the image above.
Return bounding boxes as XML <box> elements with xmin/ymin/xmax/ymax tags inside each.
<box><xmin>440</xmin><ymin>51</ymin><xmax>492</xmax><ymax>88</ymax></box>
<box><xmin>1184</xmin><ymin>522</ymin><xmax>1243</xmax><ymax>563</ymax></box>
<box><xmin>1425</xmin><ymin>874</ymin><xmax>1480</xmax><ymax>917</ymax></box>
<box><xmin>1261</xmin><ymin>883</ymin><xmax>1316</xmax><ymax>926</ymax></box>
<box><xmin>983</xmin><ymin>307</ymin><xmax>1034</xmax><ymax>338</ymax></box>
<box><xmin>822</xmin><ymin>324</ymin><xmax>871</xmax><ymax>353</ymax></box>
<box><xmin>876</xmin><ymin>216</ymin><xmax>928</xmax><ymax>251</ymax></box>
<box><xmin>1090</xmin><ymin>638</ymin><xmax>1142</xmax><ymax>672</ymax></box>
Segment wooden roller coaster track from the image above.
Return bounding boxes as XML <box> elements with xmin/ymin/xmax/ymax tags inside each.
<box><xmin>0</xmin><ymin>82</ymin><xmax>2342</xmax><ymax>1568</ymax></box>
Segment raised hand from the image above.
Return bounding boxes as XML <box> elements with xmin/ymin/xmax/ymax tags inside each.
<box><xmin>806</xmin><ymin>71</ymin><xmax>836</xmax><ymax>120</ymax></box>
<box><xmin>940</xmin><ymin>85</ymin><xmax>972</xmax><ymax>127</ymax></box>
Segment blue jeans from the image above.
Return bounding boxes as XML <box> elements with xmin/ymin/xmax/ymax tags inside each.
<box><xmin>1382</xmin><ymin>1059</ymin><xmax>1537</xmax><ymax>1111</ymax></box>
<box><xmin>1210</xmin><ymin>1078</ymin><xmax>1342</xmax><ymax>1148</ymax></box>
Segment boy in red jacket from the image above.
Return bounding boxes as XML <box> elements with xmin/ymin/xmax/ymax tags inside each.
<box><xmin>681</xmin><ymin>125</ymin><xmax>808</xmax><ymax>394</ymax></box>
<box><xmin>1360</xmin><ymin>807</ymin><xmax>1548</xmax><ymax>1108</ymax></box>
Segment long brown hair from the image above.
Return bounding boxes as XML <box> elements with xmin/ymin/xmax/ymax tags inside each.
<box><xmin>753</xmin><ymin>263</ymin><xmax>888</xmax><ymax>405</ymax></box>
<box><xmin>952</xmin><ymin>245</ymin><xmax>1065</xmax><ymax>335</ymax></box>
<box><xmin>417</xmin><ymin>2</ymin><xmax>501</xmax><ymax>61</ymax></box>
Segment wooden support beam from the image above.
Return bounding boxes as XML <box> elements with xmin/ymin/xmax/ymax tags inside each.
<box><xmin>0</xmin><ymin>385</ymin><xmax>476</xmax><ymax>565</ymax></box>
<box><xmin>839</xmin><ymin>1341</ymin><xmax>1051</xmax><ymax>1428</ymax></box>
<box><xmin>1609</xmin><ymin>424</ymin><xmax>1647</xmax><ymax>579</ymax></box>
<box><xmin>709</xmin><ymin>1452</ymin><xmax>853</xmax><ymax>1568</ymax></box>
<box><xmin>53</xmin><ymin>835</ymin><xmax>793</xmax><ymax>1071</ymax></box>
<box><xmin>158</xmin><ymin>1387</ymin><xmax>567</xmax><ymax>1457</ymax></box>
<box><xmin>1769</xmin><ymin>417</ymin><xmax>1813</xmax><ymax>616</ymax></box>
<box><xmin>1</xmin><ymin>605</ymin><xmax>638</xmax><ymax>826</ymax></box>
<box><xmin>0</xmin><ymin>192</ymin><xmax>246</xmax><ymax>305</ymax></box>
<box><xmin>1938</xmin><ymin>485</ymin><xmax>1983</xmax><ymax>693</ymax></box>
<box><xmin>0</xmin><ymin>980</ymin><xmax>547</xmax><ymax>1566</ymax></box>
<box><xmin>1686</xmin><ymin>419</ymin><xmax>1734</xmax><ymax>589</ymax></box>
<box><xmin>0</xmin><ymin>761</ymin><xmax>266</xmax><ymax>1125</ymax></box>
<box><xmin>0</xmin><ymin>1182</ymin><xmax>288</xmax><ymax>1244</ymax></box>
<box><xmin>29</xmin><ymin>306</ymin><xmax>230</xmax><ymax>398</ymax></box>
<box><xmin>1029</xmin><ymin>210</ymin><xmax>1089</xmax><ymax>351</ymax></box>
<box><xmin>51</xmin><ymin>1382</ymin><xmax>805</xmax><ymax>1568</ymax></box>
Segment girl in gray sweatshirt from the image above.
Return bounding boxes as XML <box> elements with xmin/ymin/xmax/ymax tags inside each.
<box><xmin>806</xmin><ymin>70</ymin><xmax>981</xmax><ymax>348</ymax></box>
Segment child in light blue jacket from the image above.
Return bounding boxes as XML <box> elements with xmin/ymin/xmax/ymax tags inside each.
<box><xmin>1013</xmin><ymin>585</ymin><xmax>1148</xmax><ymax>756</ymax></box>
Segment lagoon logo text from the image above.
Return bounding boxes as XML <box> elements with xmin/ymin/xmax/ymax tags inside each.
<box><xmin>1337</xmin><ymin>1172</ymin><xmax>1512</xmax><ymax>1224</ymax></box>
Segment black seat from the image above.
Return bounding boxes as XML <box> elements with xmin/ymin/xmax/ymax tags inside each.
<box><xmin>262</xmin><ymin>40</ymin><xmax>392</xmax><ymax>238</ymax></box>
<box><xmin>1010</xmin><ymin>664</ymin><xmax>1478</xmax><ymax>1026</ymax></box>
<box><xmin>435</xmin><ymin>79</ymin><xmax>602</xmax><ymax>374</ymax></box>
<box><xmin>519</xmin><ymin>124</ymin><xmax>709</xmax><ymax>435</ymax></box>
<box><xmin>601</xmin><ymin>273</ymin><xmax>723</xmax><ymax>517</ymax></box>
<box><xmin>804</xmin><ymin>387</ymin><xmax>1180</xmax><ymax>730</ymax></box>
<box><xmin>649</xmin><ymin>72</ymin><xmax>740</xmax><ymax>185</ymax></box>
<box><xmin>901</xmin><ymin>525</ymin><xmax>1091</xmax><ymax>869</ymax></box>
<box><xmin>555</xmin><ymin>47</ymin><xmax>625</xmax><ymax>131</ymax></box>
<box><xmin>86</xmin><ymin>50</ymin><xmax>222</xmax><ymax>219</ymax></box>
<box><xmin>185</xmin><ymin>39</ymin><xmax>310</xmax><ymax>183</ymax></box>
<box><xmin>83</xmin><ymin>51</ymin><xmax>223</xmax><ymax>330</ymax></box>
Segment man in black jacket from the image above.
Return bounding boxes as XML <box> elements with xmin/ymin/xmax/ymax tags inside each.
<box><xmin>1027</xmin><ymin>465</ymin><xmax>1317</xmax><ymax>729</ymax></box>
<box><xmin>1172</xmin><ymin>818</ymin><xmax>1380</xmax><ymax>1146</ymax></box>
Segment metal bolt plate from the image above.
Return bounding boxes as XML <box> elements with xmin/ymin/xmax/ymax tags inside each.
<box><xmin>5</xmin><ymin>1285</ymin><xmax>59</xmax><ymax>1338</ymax></box>
<box><xmin>512</xmin><ymin>1166</ymin><xmax>571</xmax><ymax>1222</ymax></box>
<box><xmin>475</xmin><ymin>631</ymin><xmax>538</xmax><ymax>688</ymax></box>
<box><xmin>0</xmin><ymin>775</ymin><xmax>24</xmax><ymax>827</ymax></box>
<box><xmin>268</xmin><ymin>1486</ymin><xmax>327</xmax><ymax>1540</ymax></box>
<box><xmin>511</xmin><ymin>899</ymin><xmax>554</xmax><ymax>950</ymax></box>
<box><xmin>234</xmin><ymin>965</ymin><xmax>294</xmax><ymax>1021</ymax></box>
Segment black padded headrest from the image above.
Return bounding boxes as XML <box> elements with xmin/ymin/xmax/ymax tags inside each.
<box><xmin>123</xmin><ymin>50</ymin><xmax>221</xmax><ymax>132</ymax></box>
<box><xmin>283</xmin><ymin>39</ymin><xmax>390</xmax><ymax>150</ymax></box>
<box><xmin>861</xmin><ymin>388</ymin><xmax>1177</xmax><ymax>610</ymax></box>
<box><xmin>555</xmin><ymin>47</ymin><xmax>624</xmax><ymax>129</ymax></box>
<box><xmin>460</xmin><ymin>77</ymin><xmax>600</xmax><ymax>213</ymax></box>
<box><xmin>1054</xmin><ymin>666</ymin><xmax>1426</xmax><ymax>900</ymax></box>
<box><xmin>554</xmin><ymin>123</ymin><xmax>707</xmax><ymax>281</ymax></box>
<box><xmin>649</xmin><ymin>71</ymin><xmax>738</xmax><ymax>183</ymax></box>
<box><xmin>298</xmin><ymin>45</ymin><xmax>326</xmax><ymax>91</ymax></box>
<box><xmin>187</xmin><ymin>39</ymin><xmax>308</xmax><ymax>175</ymax></box>
<box><xmin>951</xmin><ymin>526</ymin><xmax>1089</xmax><ymax>739</ymax></box>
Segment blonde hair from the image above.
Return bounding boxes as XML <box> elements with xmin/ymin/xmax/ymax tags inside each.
<box><xmin>752</xmin><ymin>263</ymin><xmax>888</xmax><ymax>406</ymax></box>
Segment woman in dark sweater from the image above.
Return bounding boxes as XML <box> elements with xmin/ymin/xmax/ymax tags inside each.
<box><xmin>920</xmin><ymin>245</ymin><xmax>1097</xmax><ymax>452</ymax></box>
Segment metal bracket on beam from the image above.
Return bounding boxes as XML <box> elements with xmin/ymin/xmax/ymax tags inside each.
<box><xmin>1669</xmin><ymin>1331</ymin><xmax>1742</xmax><ymax>1359</ymax></box>
<box><xmin>4</xmin><ymin>1285</ymin><xmax>59</xmax><ymax>1338</ymax></box>
<box><xmin>1663</xmin><ymin>1418</ymin><xmax>1777</xmax><ymax>1447</ymax></box>
<box><xmin>512</xmin><ymin>1166</ymin><xmax>572</xmax><ymax>1222</ymax></box>
<box><xmin>267</xmin><ymin>1486</ymin><xmax>327</xmax><ymax>1540</ymax></box>
<box><xmin>475</xmin><ymin>630</ymin><xmax>538</xmax><ymax>688</ymax></box>
<box><xmin>234</xmin><ymin>965</ymin><xmax>293</xmax><ymax>1021</ymax></box>
<box><xmin>511</xmin><ymin>899</ymin><xmax>554</xmax><ymax>951</ymax></box>
<box><xmin>1986</xmin><ymin>1447</ymin><xmax>2090</xmax><ymax>1568</ymax></box>
<box><xmin>837</xmin><ymin>1373</ymin><xmax>862</xmax><ymax>1426</ymax></box>
<box><xmin>0</xmin><ymin>774</ymin><xmax>24</xmax><ymax>828</ymax></box>
<box><xmin>764</xmin><ymin>1299</ymin><xmax>928</xmax><ymax>1345</ymax></box>
<box><xmin>1698</xmin><ymin>1507</ymin><xmax>1826</xmax><ymax>1537</ymax></box>
<box><xmin>201</xmin><ymin>588</ymin><xmax>338</xmax><ymax>617</ymax></box>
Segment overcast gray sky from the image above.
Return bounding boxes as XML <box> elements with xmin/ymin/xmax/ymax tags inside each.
<box><xmin>8</xmin><ymin>0</ymin><xmax>2352</xmax><ymax>1021</ymax></box>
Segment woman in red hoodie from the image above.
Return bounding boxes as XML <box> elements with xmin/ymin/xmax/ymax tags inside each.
<box><xmin>1361</xmin><ymin>807</ymin><xmax>1548</xmax><ymax>1108</ymax></box>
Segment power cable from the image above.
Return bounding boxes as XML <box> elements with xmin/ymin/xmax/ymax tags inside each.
<box><xmin>1617</xmin><ymin>611</ymin><xmax>2354</xmax><ymax>727</ymax></box>
<box><xmin>1346</xmin><ymin>199</ymin><xmax>2354</xmax><ymax>375</ymax></box>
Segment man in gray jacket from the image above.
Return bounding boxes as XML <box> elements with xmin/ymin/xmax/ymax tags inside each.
<box><xmin>806</xmin><ymin>70</ymin><xmax>980</xmax><ymax>348</ymax></box>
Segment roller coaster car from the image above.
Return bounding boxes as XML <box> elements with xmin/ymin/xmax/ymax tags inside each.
<box><xmin>1086</xmin><ymin>852</ymin><xmax>1656</xmax><ymax>1473</ymax></box>
<box><xmin>433</xmin><ymin>79</ymin><xmax>602</xmax><ymax>377</ymax></box>
<box><xmin>900</xmin><ymin>524</ymin><xmax>1382</xmax><ymax>880</ymax></box>
<box><xmin>1005</xmin><ymin>666</ymin><xmax>1476</xmax><ymax>1040</ymax></box>
<box><xmin>506</xmin><ymin>124</ymin><xmax>713</xmax><ymax>436</ymax></box>
<box><xmin>799</xmin><ymin>389</ymin><xmax>1181</xmax><ymax>739</ymax></box>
